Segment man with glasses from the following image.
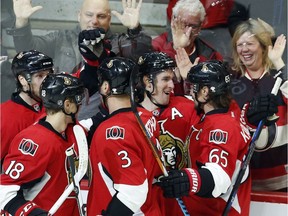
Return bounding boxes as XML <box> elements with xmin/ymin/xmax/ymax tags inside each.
<box><xmin>152</xmin><ymin>0</ymin><xmax>223</xmax><ymax>95</ymax></box>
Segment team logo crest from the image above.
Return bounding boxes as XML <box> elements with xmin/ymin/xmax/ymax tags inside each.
<box><xmin>138</xmin><ymin>56</ymin><xmax>144</xmax><ymax>65</ymax></box>
<box><xmin>201</xmin><ymin>64</ymin><xmax>209</xmax><ymax>72</ymax></box>
<box><xmin>106</xmin><ymin>126</ymin><xmax>125</xmax><ymax>140</ymax></box>
<box><xmin>152</xmin><ymin>109</ymin><xmax>160</xmax><ymax>117</ymax></box>
<box><xmin>209</xmin><ymin>129</ymin><xmax>228</xmax><ymax>144</ymax></box>
<box><xmin>107</xmin><ymin>60</ymin><xmax>113</xmax><ymax>68</ymax></box>
<box><xmin>17</xmin><ymin>52</ymin><xmax>24</xmax><ymax>59</ymax></box>
<box><xmin>159</xmin><ymin>119</ymin><xmax>188</xmax><ymax>170</ymax></box>
<box><xmin>18</xmin><ymin>138</ymin><xmax>39</xmax><ymax>156</ymax></box>
<box><xmin>64</xmin><ymin>77</ymin><xmax>71</xmax><ymax>85</ymax></box>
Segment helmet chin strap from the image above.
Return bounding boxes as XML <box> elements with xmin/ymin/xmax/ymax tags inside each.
<box><xmin>62</xmin><ymin>107</ymin><xmax>79</xmax><ymax>124</ymax></box>
<box><xmin>146</xmin><ymin>90</ymin><xmax>167</xmax><ymax>109</ymax></box>
<box><xmin>99</xmin><ymin>92</ymin><xmax>111</xmax><ymax>111</ymax></box>
<box><xmin>23</xmin><ymin>84</ymin><xmax>42</xmax><ymax>103</ymax></box>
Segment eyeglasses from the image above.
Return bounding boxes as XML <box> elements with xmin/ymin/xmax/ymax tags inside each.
<box><xmin>236</xmin><ymin>42</ymin><xmax>257</xmax><ymax>49</ymax></box>
<box><xmin>185</xmin><ymin>23</ymin><xmax>201</xmax><ymax>31</ymax></box>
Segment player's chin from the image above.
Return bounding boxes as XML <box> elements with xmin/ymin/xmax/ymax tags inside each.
<box><xmin>162</xmin><ymin>96</ymin><xmax>170</xmax><ymax>105</ymax></box>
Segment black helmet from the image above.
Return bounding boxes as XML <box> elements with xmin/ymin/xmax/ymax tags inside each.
<box><xmin>40</xmin><ymin>73</ymin><xmax>85</xmax><ymax>109</ymax></box>
<box><xmin>137</xmin><ymin>52</ymin><xmax>176</xmax><ymax>78</ymax></box>
<box><xmin>97</xmin><ymin>57</ymin><xmax>136</xmax><ymax>95</ymax></box>
<box><xmin>12</xmin><ymin>50</ymin><xmax>53</xmax><ymax>82</ymax></box>
<box><xmin>187</xmin><ymin>61</ymin><xmax>231</xmax><ymax>96</ymax></box>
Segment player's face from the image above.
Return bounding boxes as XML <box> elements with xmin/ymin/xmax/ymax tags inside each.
<box><xmin>78</xmin><ymin>0</ymin><xmax>111</xmax><ymax>31</ymax></box>
<box><xmin>30</xmin><ymin>70</ymin><xmax>50</xmax><ymax>98</ymax></box>
<box><xmin>236</xmin><ymin>31</ymin><xmax>263</xmax><ymax>71</ymax></box>
<box><xmin>151</xmin><ymin>69</ymin><xmax>174</xmax><ymax>106</ymax></box>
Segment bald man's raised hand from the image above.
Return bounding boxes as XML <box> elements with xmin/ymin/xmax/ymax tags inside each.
<box><xmin>111</xmin><ymin>0</ymin><xmax>142</xmax><ymax>29</ymax></box>
<box><xmin>13</xmin><ymin>0</ymin><xmax>43</xmax><ymax>28</ymax></box>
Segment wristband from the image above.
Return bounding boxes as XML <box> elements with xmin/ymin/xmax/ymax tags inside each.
<box><xmin>184</xmin><ymin>168</ymin><xmax>201</xmax><ymax>194</ymax></box>
<box><xmin>15</xmin><ymin>201</ymin><xmax>38</xmax><ymax>216</ymax></box>
<box><xmin>127</xmin><ymin>24</ymin><xmax>142</xmax><ymax>36</ymax></box>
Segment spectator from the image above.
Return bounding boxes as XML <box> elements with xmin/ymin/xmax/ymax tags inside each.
<box><xmin>87</xmin><ymin>57</ymin><xmax>163</xmax><ymax>215</ymax></box>
<box><xmin>136</xmin><ymin>51</ymin><xmax>200</xmax><ymax>215</ymax></box>
<box><xmin>165</xmin><ymin>0</ymin><xmax>235</xmax><ymax>62</ymax></box>
<box><xmin>230</xmin><ymin>18</ymin><xmax>287</xmax><ymax>192</ymax></box>
<box><xmin>157</xmin><ymin>61</ymin><xmax>252</xmax><ymax>215</ymax></box>
<box><xmin>0</xmin><ymin>50</ymin><xmax>15</xmax><ymax>103</ymax></box>
<box><xmin>0</xmin><ymin>73</ymin><xmax>86</xmax><ymax>215</ymax></box>
<box><xmin>8</xmin><ymin>0</ymin><xmax>151</xmax><ymax>73</ymax></box>
<box><xmin>152</xmin><ymin>0</ymin><xmax>223</xmax><ymax>95</ymax></box>
<box><xmin>1</xmin><ymin>50</ymin><xmax>52</xmax><ymax>167</ymax></box>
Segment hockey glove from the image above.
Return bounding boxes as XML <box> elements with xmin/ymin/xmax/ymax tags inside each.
<box><xmin>247</xmin><ymin>94</ymin><xmax>279</xmax><ymax>126</ymax></box>
<box><xmin>157</xmin><ymin>168</ymin><xmax>201</xmax><ymax>198</ymax></box>
<box><xmin>14</xmin><ymin>201</ymin><xmax>51</xmax><ymax>216</ymax></box>
<box><xmin>78</xmin><ymin>28</ymin><xmax>112</xmax><ymax>65</ymax></box>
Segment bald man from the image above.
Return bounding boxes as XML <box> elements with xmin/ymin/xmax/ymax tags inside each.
<box><xmin>8</xmin><ymin>0</ymin><xmax>151</xmax><ymax>73</ymax></box>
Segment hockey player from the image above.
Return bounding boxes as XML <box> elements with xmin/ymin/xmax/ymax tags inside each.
<box><xmin>157</xmin><ymin>61</ymin><xmax>252</xmax><ymax>215</ymax></box>
<box><xmin>1</xmin><ymin>50</ymin><xmax>53</xmax><ymax>167</ymax></box>
<box><xmin>136</xmin><ymin>51</ymin><xmax>200</xmax><ymax>215</ymax></box>
<box><xmin>87</xmin><ymin>57</ymin><xmax>163</xmax><ymax>215</ymax></box>
<box><xmin>0</xmin><ymin>73</ymin><xmax>86</xmax><ymax>215</ymax></box>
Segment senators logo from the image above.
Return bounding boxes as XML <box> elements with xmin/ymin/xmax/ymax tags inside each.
<box><xmin>106</xmin><ymin>126</ymin><xmax>125</xmax><ymax>140</ymax></box>
<box><xmin>209</xmin><ymin>129</ymin><xmax>228</xmax><ymax>144</ymax></box>
<box><xmin>18</xmin><ymin>138</ymin><xmax>39</xmax><ymax>156</ymax></box>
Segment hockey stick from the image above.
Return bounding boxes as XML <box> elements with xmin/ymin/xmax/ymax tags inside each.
<box><xmin>222</xmin><ymin>76</ymin><xmax>282</xmax><ymax>216</ymax></box>
<box><xmin>66</xmin><ymin>147</ymin><xmax>85</xmax><ymax>216</ymax></box>
<box><xmin>49</xmin><ymin>125</ymin><xmax>88</xmax><ymax>215</ymax></box>
<box><xmin>129</xmin><ymin>67</ymin><xmax>190</xmax><ymax>216</ymax></box>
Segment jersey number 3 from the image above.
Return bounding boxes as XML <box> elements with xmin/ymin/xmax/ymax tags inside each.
<box><xmin>118</xmin><ymin>150</ymin><xmax>131</xmax><ymax>168</ymax></box>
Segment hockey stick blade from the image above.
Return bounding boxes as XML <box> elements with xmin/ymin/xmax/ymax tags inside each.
<box><xmin>49</xmin><ymin>125</ymin><xmax>89</xmax><ymax>215</ymax></box>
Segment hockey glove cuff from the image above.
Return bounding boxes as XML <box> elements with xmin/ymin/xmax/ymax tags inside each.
<box><xmin>15</xmin><ymin>201</ymin><xmax>50</xmax><ymax>216</ymax></box>
<box><xmin>78</xmin><ymin>28</ymin><xmax>112</xmax><ymax>66</ymax></box>
<box><xmin>157</xmin><ymin>168</ymin><xmax>201</xmax><ymax>198</ymax></box>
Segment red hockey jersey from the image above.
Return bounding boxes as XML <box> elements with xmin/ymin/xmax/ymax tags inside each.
<box><xmin>0</xmin><ymin>119</ymin><xmax>79</xmax><ymax>215</ymax></box>
<box><xmin>151</xmin><ymin>95</ymin><xmax>200</xmax><ymax>215</ymax></box>
<box><xmin>87</xmin><ymin>107</ymin><xmax>164</xmax><ymax>215</ymax></box>
<box><xmin>152</xmin><ymin>95</ymin><xmax>200</xmax><ymax>171</ymax></box>
<box><xmin>1</xmin><ymin>93</ymin><xmax>45</xmax><ymax>163</ymax></box>
<box><xmin>183</xmin><ymin>109</ymin><xmax>252</xmax><ymax>215</ymax></box>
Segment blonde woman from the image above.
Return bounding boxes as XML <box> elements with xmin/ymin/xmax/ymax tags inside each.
<box><xmin>230</xmin><ymin>18</ymin><xmax>287</xmax><ymax>192</ymax></box>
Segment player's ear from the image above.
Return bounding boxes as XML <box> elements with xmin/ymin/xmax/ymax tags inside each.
<box><xmin>63</xmin><ymin>98</ymin><xmax>71</xmax><ymax>113</ymax></box>
<box><xmin>18</xmin><ymin>75</ymin><xmax>29</xmax><ymax>90</ymax></box>
<box><xmin>99</xmin><ymin>81</ymin><xmax>110</xmax><ymax>96</ymax></box>
<box><xmin>143</xmin><ymin>76</ymin><xmax>152</xmax><ymax>91</ymax></box>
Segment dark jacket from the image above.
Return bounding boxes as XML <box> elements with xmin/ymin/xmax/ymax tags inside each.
<box><xmin>7</xmin><ymin>24</ymin><xmax>152</xmax><ymax>73</ymax></box>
